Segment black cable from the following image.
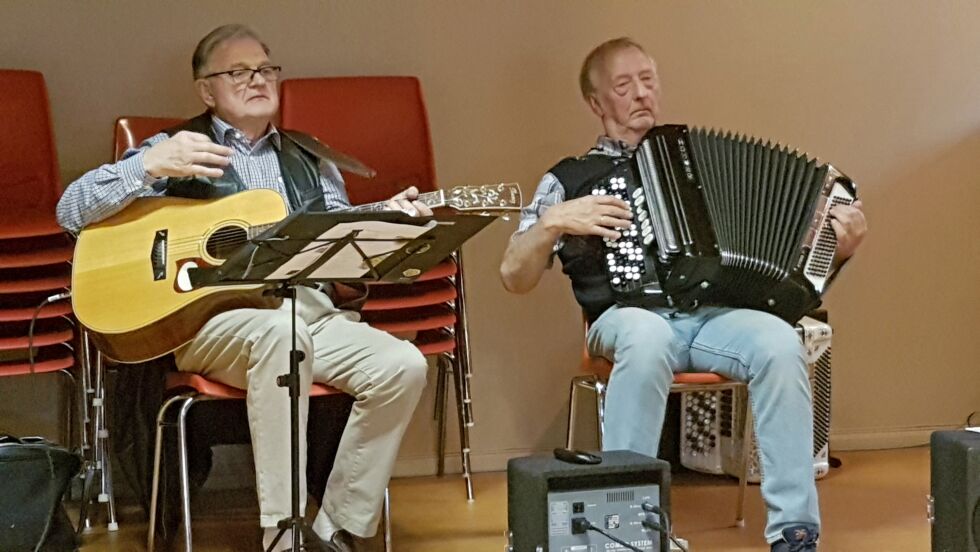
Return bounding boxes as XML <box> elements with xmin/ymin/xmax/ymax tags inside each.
<box><xmin>27</xmin><ymin>292</ymin><xmax>71</xmax><ymax>414</ymax></box>
<box><xmin>641</xmin><ymin>503</ymin><xmax>689</xmax><ymax>552</ymax></box>
<box><xmin>572</xmin><ymin>518</ymin><xmax>643</xmax><ymax>552</ymax></box>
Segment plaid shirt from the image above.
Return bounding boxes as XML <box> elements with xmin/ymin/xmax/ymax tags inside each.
<box><xmin>515</xmin><ymin>136</ymin><xmax>635</xmax><ymax>255</ymax></box>
<box><xmin>56</xmin><ymin>115</ymin><xmax>350</xmax><ymax>234</ymax></box>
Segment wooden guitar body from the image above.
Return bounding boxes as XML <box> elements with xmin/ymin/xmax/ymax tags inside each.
<box><xmin>72</xmin><ymin>189</ymin><xmax>287</xmax><ymax>363</ymax></box>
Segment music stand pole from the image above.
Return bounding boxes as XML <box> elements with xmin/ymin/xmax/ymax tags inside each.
<box><xmin>266</xmin><ymin>282</ymin><xmax>322</xmax><ymax>552</ymax></box>
<box><xmin>265</xmin><ymin>231</ymin><xmax>389</xmax><ymax>552</ymax></box>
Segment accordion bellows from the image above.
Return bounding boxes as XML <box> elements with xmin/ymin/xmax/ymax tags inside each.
<box><xmin>592</xmin><ymin>124</ymin><xmax>857</xmax><ymax>323</ymax></box>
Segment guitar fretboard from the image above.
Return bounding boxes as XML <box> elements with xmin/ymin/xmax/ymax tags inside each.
<box><xmin>244</xmin><ymin>190</ymin><xmax>448</xmax><ymax>238</ymax></box>
<box><xmin>347</xmin><ymin>190</ymin><xmax>447</xmax><ymax>213</ymax></box>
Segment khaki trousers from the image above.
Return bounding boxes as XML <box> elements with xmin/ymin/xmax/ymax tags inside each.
<box><xmin>174</xmin><ymin>286</ymin><xmax>427</xmax><ymax>537</ymax></box>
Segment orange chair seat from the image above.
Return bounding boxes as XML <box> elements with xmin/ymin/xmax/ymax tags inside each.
<box><xmin>0</xmin><ymin>234</ymin><xmax>72</xmax><ymax>266</ymax></box>
<box><xmin>586</xmin><ymin>355</ymin><xmax>736</xmax><ymax>385</ymax></box>
<box><xmin>0</xmin><ymin>301</ymin><xmax>72</xmax><ymax>322</ymax></box>
<box><xmin>0</xmin><ymin>273</ymin><xmax>71</xmax><ymax>294</ymax></box>
<box><xmin>672</xmin><ymin>372</ymin><xmax>735</xmax><ymax>385</ymax></box>
<box><xmin>0</xmin><ymin>348</ymin><xmax>74</xmax><ymax>376</ymax></box>
<box><xmin>362</xmin><ymin>305</ymin><xmax>456</xmax><ymax>333</ymax></box>
<box><xmin>164</xmin><ymin>371</ymin><xmax>343</xmax><ymax>399</ymax></box>
<box><xmin>414</xmin><ymin>330</ymin><xmax>456</xmax><ymax>356</ymax></box>
<box><xmin>362</xmin><ymin>280</ymin><xmax>457</xmax><ymax>310</ymax></box>
<box><xmin>0</xmin><ymin>217</ymin><xmax>64</xmax><ymax>240</ymax></box>
<box><xmin>0</xmin><ymin>327</ymin><xmax>74</xmax><ymax>350</ymax></box>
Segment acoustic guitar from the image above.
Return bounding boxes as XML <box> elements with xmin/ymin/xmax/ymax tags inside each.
<box><xmin>72</xmin><ymin>183</ymin><xmax>521</xmax><ymax>363</ymax></box>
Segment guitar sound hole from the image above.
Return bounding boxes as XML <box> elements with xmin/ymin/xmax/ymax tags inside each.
<box><xmin>206</xmin><ymin>226</ymin><xmax>248</xmax><ymax>259</ymax></box>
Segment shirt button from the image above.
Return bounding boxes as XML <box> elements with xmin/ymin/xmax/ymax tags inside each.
<box><xmin>277</xmin><ymin>176</ymin><xmax>283</xmax><ymax>183</ymax></box>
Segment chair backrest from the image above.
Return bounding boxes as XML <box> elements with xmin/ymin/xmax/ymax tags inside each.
<box><xmin>113</xmin><ymin>116</ymin><xmax>184</xmax><ymax>161</ymax></box>
<box><xmin>279</xmin><ymin>76</ymin><xmax>437</xmax><ymax>205</ymax></box>
<box><xmin>0</xmin><ymin>70</ymin><xmax>61</xmax><ymax>219</ymax></box>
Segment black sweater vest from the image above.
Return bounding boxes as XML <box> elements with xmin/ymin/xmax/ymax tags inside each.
<box><xmin>551</xmin><ymin>154</ymin><xmax>633</xmax><ymax>324</ymax></box>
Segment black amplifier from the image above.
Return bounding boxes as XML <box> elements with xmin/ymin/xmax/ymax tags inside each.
<box><xmin>930</xmin><ymin>430</ymin><xmax>980</xmax><ymax>551</ymax></box>
<box><xmin>507</xmin><ymin>450</ymin><xmax>672</xmax><ymax>552</ymax></box>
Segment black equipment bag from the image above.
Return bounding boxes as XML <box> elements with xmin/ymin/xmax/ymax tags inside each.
<box><xmin>0</xmin><ymin>435</ymin><xmax>82</xmax><ymax>551</ymax></box>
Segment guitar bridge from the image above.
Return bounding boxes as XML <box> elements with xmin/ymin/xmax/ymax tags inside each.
<box><xmin>151</xmin><ymin>230</ymin><xmax>167</xmax><ymax>281</ymax></box>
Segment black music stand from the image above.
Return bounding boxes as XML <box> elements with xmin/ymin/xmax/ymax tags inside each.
<box><xmin>188</xmin><ymin>211</ymin><xmax>495</xmax><ymax>552</ymax></box>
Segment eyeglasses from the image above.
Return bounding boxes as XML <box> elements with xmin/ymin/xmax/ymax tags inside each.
<box><xmin>200</xmin><ymin>65</ymin><xmax>282</xmax><ymax>86</ymax></box>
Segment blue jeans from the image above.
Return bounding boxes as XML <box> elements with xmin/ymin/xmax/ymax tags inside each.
<box><xmin>587</xmin><ymin>305</ymin><xmax>819</xmax><ymax>543</ymax></box>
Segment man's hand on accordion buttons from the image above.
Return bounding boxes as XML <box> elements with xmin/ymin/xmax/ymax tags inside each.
<box><xmin>830</xmin><ymin>200</ymin><xmax>866</xmax><ymax>262</ymax></box>
<box><xmin>541</xmin><ymin>195</ymin><xmax>632</xmax><ymax>240</ymax></box>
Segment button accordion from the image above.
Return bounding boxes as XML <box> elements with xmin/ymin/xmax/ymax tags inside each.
<box><xmin>592</xmin><ymin>125</ymin><xmax>857</xmax><ymax>323</ymax></box>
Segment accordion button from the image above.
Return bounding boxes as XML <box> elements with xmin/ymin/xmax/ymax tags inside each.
<box><xmin>643</xmin><ymin>235</ymin><xmax>654</xmax><ymax>245</ymax></box>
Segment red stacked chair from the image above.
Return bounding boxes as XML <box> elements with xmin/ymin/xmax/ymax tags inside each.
<box><xmin>280</xmin><ymin>76</ymin><xmax>478</xmax><ymax>500</ymax></box>
<box><xmin>0</xmin><ymin>69</ymin><xmax>76</xmax><ymax>446</ymax></box>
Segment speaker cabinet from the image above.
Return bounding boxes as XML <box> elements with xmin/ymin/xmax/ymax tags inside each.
<box><xmin>930</xmin><ymin>430</ymin><xmax>980</xmax><ymax>551</ymax></box>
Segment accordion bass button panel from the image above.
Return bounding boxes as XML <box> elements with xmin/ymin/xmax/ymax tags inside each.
<box><xmin>592</xmin><ymin>174</ymin><xmax>651</xmax><ymax>290</ymax></box>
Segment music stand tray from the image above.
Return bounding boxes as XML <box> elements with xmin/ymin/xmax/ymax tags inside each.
<box><xmin>190</xmin><ymin>210</ymin><xmax>494</xmax><ymax>288</ymax></box>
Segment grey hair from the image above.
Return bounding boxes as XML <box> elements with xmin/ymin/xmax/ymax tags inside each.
<box><xmin>192</xmin><ymin>24</ymin><xmax>270</xmax><ymax>78</ymax></box>
<box><xmin>579</xmin><ymin>37</ymin><xmax>649</xmax><ymax>100</ymax></box>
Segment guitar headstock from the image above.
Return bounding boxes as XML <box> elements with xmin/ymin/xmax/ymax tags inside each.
<box><xmin>443</xmin><ymin>183</ymin><xmax>523</xmax><ymax>214</ymax></box>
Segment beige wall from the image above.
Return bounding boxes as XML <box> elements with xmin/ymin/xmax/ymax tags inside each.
<box><xmin>4</xmin><ymin>0</ymin><xmax>978</xmax><ymax>473</ymax></box>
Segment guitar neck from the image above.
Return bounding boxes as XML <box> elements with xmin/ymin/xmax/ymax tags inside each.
<box><xmin>244</xmin><ymin>190</ymin><xmax>447</xmax><ymax>238</ymax></box>
<box><xmin>348</xmin><ymin>190</ymin><xmax>446</xmax><ymax>213</ymax></box>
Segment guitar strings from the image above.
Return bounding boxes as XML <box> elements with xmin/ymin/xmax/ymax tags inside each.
<box><xmin>161</xmin><ymin>189</ymin><xmax>455</xmax><ymax>253</ymax></box>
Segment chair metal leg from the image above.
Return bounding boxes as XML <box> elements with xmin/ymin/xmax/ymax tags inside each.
<box><xmin>383</xmin><ymin>487</ymin><xmax>392</xmax><ymax>552</ymax></box>
<box><xmin>76</xmin><ymin>462</ymin><xmax>95</xmax><ymax>537</ymax></box>
<box><xmin>176</xmin><ymin>398</ymin><xmax>196</xmax><ymax>551</ymax></box>
<box><xmin>92</xmin><ymin>351</ymin><xmax>118</xmax><ymax>530</ymax></box>
<box><xmin>566</xmin><ymin>376</ymin><xmax>582</xmax><ymax>449</ymax></box>
<box><xmin>449</xmin><ymin>353</ymin><xmax>474</xmax><ymax>501</ymax></box>
<box><xmin>100</xmin><ymin>429</ymin><xmax>119</xmax><ymax>531</ymax></box>
<box><xmin>451</xmin><ymin>252</ymin><xmax>477</xmax><ymax>500</ymax></box>
<box><xmin>735</xmin><ymin>396</ymin><xmax>753</xmax><ymax>527</ymax></box>
<box><xmin>567</xmin><ymin>375</ymin><xmax>605</xmax><ymax>450</ymax></box>
<box><xmin>148</xmin><ymin>395</ymin><xmax>191</xmax><ymax>552</ymax></box>
<box><xmin>440</xmin><ymin>358</ymin><xmax>451</xmax><ymax>477</ymax></box>
<box><xmin>58</xmin><ymin>368</ymin><xmax>76</xmax><ymax>452</ymax></box>
<box><xmin>79</xmin><ymin>331</ymin><xmax>93</xmax><ymax>454</ymax></box>
<box><xmin>590</xmin><ymin>379</ymin><xmax>606</xmax><ymax>450</ymax></box>
<box><xmin>434</xmin><ymin>356</ymin><xmax>449</xmax><ymax>477</ymax></box>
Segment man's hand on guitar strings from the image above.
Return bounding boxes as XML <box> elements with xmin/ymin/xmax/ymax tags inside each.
<box><xmin>143</xmin><ymin>131</ymin><xmax>233</xmax><ymax>179</ymax></box>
